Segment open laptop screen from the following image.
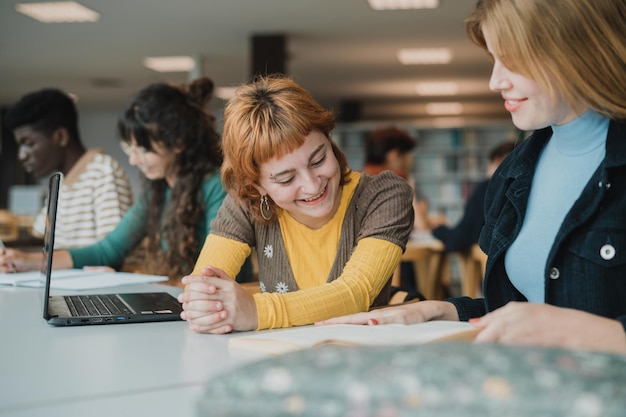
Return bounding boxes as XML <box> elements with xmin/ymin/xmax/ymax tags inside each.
<box><xmin>41</xmin><ymin>172</ymin><xmax>61</xmax><ymax>320</ymax></box>
<box><xmin>40</xmin><ymin>171</ymin><xmax>183</xmax><ymax>326</ymax></box>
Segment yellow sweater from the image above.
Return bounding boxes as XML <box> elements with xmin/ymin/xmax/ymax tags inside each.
<box><xmin>194</xmin><ymin>236</ymin><xmax>400</xmax><ymax>330</ymax></box>
<box><xmin>193</xmin><ymin>172</ymin><xmax>411</xmax><ymax>329</ymax></box>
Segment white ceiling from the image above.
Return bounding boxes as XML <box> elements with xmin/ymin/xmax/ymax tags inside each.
<box><xmin>0</xmin><ymin>0</ymin><xmax>509</xmax><ymax>124</ymax></box>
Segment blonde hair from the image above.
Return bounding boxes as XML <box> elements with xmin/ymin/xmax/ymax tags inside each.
<box><xmin>221</xmin><ymin>75</ymin><xmax>351</xmax><ymax>223</ymax></box>
<box><xmin>466</xmin><ymin>0</ymin><xmax>626</xmax><ymax>120</ymax></box>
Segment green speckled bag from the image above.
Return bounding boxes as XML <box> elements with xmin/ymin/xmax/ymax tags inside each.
<box><xmin>197</xmin><ymin>343</ymin><xmax>626</xmax><ymax>417</ymax></box>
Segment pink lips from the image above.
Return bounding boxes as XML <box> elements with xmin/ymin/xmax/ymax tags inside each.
<box><xmin>503</xmin><ymin>97</ymin><xmax>526</xmax><ymax>113</ymax></box>
<box><xmin>300</xmin><ymin>184</ymin><xmax>328</xmax><ymax>205</ymax></box>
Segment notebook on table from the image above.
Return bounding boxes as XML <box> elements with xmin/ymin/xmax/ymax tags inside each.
<box><xmin>41</xmin><ymin>172</ymin><xmax>183</xmax><ymax>326</ymax></box>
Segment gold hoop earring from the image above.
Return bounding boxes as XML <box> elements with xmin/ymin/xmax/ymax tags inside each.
<box><xmin>260</xmin><ymin>195</ymin><xmax>272</xmax><ymax>221</ymax></box>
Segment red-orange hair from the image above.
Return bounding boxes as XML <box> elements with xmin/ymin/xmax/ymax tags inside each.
<box><xmin>221</xmin><ymin>75</ymin><xmax>351</xmax><ymax>223</ymax></box>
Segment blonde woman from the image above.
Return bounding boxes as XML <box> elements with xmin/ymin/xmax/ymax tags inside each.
<box><xmin>321</xmin><ymin>0</ymin><xmax>626</xmax><ymax>354</ymax></box>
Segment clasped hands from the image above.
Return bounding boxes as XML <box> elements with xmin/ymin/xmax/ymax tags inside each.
<box><xmin>178</xmin><ymin>266</ymin><xmax>258</xmax><ymax>334</ymax></box>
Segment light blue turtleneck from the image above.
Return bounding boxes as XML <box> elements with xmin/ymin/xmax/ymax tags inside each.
<box><xmin>505</xmin><ymin>109</ymin><xmax>608</xmax><ymax>302</ymax></box>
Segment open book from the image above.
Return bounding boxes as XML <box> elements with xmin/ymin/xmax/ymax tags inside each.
<box><xmin>229</xmin><ymin>321</ymin><xmax>479</xmax><ymax>355</ymax></box>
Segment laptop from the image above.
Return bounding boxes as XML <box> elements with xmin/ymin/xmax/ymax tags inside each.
<box><xmin>42</xmin><ymin>172</ymin><xmax>183</xmax><ymax>326</ymax></box>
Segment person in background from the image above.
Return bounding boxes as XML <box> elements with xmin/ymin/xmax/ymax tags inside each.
<box><xmin>1</xmin><ymin>77</ymin><xmax>253</xmax><ymax>284</ymax></box>
<box><xmin>177</xmin><ymin>75</ymin><xmax>414</xmax><ymax>333</ymax></box>
<box><xmin>417</xmin><ymin>140</ymin><xmax>516</xmax><ymax>252</ymax></box>
<box><xmin>362</xmin><ymin>127</ymin><xmax>429</xmax><ymax>297</ymax></box>
<box><xmin>363</xmin><ymin>127</ymin><xmax>416</xmax><ymax>180</ymax></box>
<box><xmin>4</xmin><ymin>88</ymin><xmax>132</xmax><ymax>248</ymax></box>
<box><xmin>319</xmin><ymin>0</ymin><xmax>626</xmax><ymax>354</ymax></box>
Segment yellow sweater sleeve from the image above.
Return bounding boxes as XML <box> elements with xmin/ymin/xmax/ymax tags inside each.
<box><xmin>192</xmin><ymin>234</ymin><xmax>251</xmax><ymax>279</ymax></box>
<box><xmin>253</xmin><ymin>237</ymin><xmax>402</xmax><ymax>329</ymax></box>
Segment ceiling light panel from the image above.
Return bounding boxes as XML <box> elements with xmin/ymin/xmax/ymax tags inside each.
<box><xmin>431</xmin><ymin>117</ymin><xmax>466</xmax><ymax>128</ymax></box>
<box><xmin>425</xmin><ymin>102</ymin><xmax>464</xmax><ymax>116</ymax></box>
<box><xmin>143</xmin><ymin>56</ymin><xmax>195</xmax><ymax>73</ymax></box>
<box><xmin>215</xmin><ymin>87</ymin><xmax>237</xmax><ymax>100</ymax></box>
<box><xmin>15</xmin><ymin>1</ymin><xmax>99</xmax><ymax>23</ymax></box>
<box><xmin>368</xmin><ymin>0</ymin><xmax>439</xmax><ymax>10</ymax></box>
<box><xmin>416</xmin><ymin>82</ymin><xmax>459</xmax><ymax>96</ymax></box>
<box><xmin>398</xmin><ymin>48</ymin><xmax>452</xmax><ymax>65</ymax></box>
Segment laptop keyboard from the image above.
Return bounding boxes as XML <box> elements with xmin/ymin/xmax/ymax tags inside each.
<box><xmin>64</xmin><ymin>294</ymin><xmax>132</xmax><ymax>317</ymax></box>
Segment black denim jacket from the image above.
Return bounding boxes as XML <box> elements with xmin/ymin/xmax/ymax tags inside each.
<box><xmin>449</xmin><ymin>120</ymin><xmax>626</xmax><ymax>333</ymax></box>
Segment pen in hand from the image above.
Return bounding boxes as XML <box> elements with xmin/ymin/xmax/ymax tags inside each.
<box><xmin>0</xmin><ymin>238</ymin><xmax>17</xmax><ymax>273</ymax></box>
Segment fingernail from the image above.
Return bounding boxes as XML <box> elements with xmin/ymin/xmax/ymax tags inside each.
<box><xmin>469</xmin><ymin>318</ymin><xmax>481</xmax><ymax>325</ymax></box>
<box><xmin>369</xmin><ymin>318</ymin><xmax>379</xmax><ymax>325</ymax></box>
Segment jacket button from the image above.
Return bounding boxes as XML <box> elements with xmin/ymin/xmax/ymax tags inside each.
<box><xmin>600</xmin><ymin>244</ymin><xmax>616</xmax><ymax>260</ymax></box>
<box><xmin>549</xmin><ymin>267</ymin><xmax>560</xmax><ymax>279</ymax></box>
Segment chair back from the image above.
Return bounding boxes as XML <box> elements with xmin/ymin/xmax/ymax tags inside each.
<box><xmin>0</xmin><ymin>210</ymin><xmax>19</xmax><ymax>241</ymax></box>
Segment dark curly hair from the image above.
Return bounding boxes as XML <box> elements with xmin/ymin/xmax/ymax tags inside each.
<box><xmin>117</xmin><ymin>77</ymin><xmax>222</xmax><ymax>279</ymax></box>
<box><xmin>4</xmin><ymin>88</ymin><xmax>81</xmax><ymax>141</ymax></box>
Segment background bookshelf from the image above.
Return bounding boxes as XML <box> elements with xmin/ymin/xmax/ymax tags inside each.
<box><xmin>332</xmin><ymin>123</ymin><xmax>523</xmax><ymax>224</ymax></box>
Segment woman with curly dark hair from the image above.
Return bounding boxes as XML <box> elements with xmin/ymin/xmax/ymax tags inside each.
<box><xmin>2</xmin><ymin>77</ymin><xmax>252</xmax><ymax>284</ymax></box>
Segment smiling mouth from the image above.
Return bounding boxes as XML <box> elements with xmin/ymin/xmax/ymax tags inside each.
<box><xmin>302</xmin><ymin>185</ymin><xmax>327</xmax><ymax>202</ymax></box>
<box><xmin>504</xmin><ymin>97</ymin><xmax>526</xmax><ymax>112</ymax></box>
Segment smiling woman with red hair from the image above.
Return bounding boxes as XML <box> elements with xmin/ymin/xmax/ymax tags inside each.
<box><xmin>178</xmin><ymin>75</ymin><xmax>414</xmax><ymax>333</ymax></box>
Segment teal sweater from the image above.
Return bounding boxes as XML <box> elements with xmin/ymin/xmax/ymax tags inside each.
<box><xmin>69</xmin><ymin>173</ymin><xmax>226</xmax><ymax>271</ymax></box>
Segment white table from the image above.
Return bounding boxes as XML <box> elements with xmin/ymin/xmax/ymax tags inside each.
<box><xmin>0</xmin><ymin>283</ymin><xmax>269</xmax><ymax>417</ymax></box>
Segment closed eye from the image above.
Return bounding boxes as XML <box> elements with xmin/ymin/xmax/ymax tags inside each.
<box><xmin>311</xmin><ymin>154</ymin><xmax>326</xmax><ymax>167</ymax></box>
<box><xmin>276</xmin><ymin>177</ymin><xmax>295</xmax><ymax>185</ymax></box>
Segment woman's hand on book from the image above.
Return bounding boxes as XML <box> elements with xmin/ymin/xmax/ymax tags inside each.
<box><xmin>470</xmin><ymin>302</ymin><xmax>626</xmax><ymax>353</ymax></box>
<box><xmin>315</xmin><ymin>300</ymin><xmax>459</xmax><ymax>326</ymax></box>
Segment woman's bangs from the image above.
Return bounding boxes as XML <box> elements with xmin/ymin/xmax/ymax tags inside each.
<box><xmin>251</xmin><ymin>119</ymin><xmax>309</xmax><ymax>164</ymax></box>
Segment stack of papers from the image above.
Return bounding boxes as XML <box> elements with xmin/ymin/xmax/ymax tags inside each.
<box><xmin>0</xmin><ymin>269</ymin><xmax>168</xmax><ymax>290</ymax></box>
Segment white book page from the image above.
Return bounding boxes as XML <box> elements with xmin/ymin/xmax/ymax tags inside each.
<box><xmin>229</xmin><ymin>321</ymin><xmax>478</xmax><ymax>355</ymax></box>
<box><xmin>0</xmin><ymin>269</ymin><xmax>105</xmax><ymax>286</ymax></box>
<box><xmin>16</xmin><ymin>271</ymin><xmax>168</xmax><ymax>290</ymax></box>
